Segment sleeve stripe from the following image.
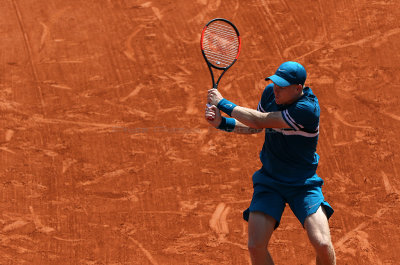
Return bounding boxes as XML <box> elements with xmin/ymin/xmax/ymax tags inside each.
<box><xmin>283</xmin><ymin>109</ymin><xmax>304</xmax><ymax>129</ymax></box>
<box><xmin>257</xmin><ymin>102</ymin><xmax>266</xmax><ymax>113</ymax></box>
<box><xmin>282</xmin><ymin>110</ymin><xmax>300</xmax><ymax>130</ymax></box>
<box><xmin>285</xmin><ymin>109</ymin><xmax>304</xmax><ymax>128</ymax></box>
<box><xmin>272</xmin><ymin>128</ymin><xmax>319</xmax><ymax>137</ymax></box>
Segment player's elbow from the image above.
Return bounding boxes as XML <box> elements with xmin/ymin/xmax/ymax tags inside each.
<box><xmin>257</xmin><ymin>112</ymin><xmax>288</xmax><ymax>129</ymax></box>
<box><xmin>247</xmin><ymin>113</ymin><xmax>266</xmax><ymax>129</ymax></box>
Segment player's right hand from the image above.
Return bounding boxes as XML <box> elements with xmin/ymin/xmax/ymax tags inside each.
<box><xmin>205</xmin><ymin>104</ymin><xmax>222</xmax><ymax>128</ymax></box>
<box><xmin>207</xmin><ymin>88</ymin><xmax>223</xmax><ymax>106</ymax></box>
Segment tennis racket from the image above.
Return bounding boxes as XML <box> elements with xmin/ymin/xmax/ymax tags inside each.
<box><xmin>200</xmin><ymin>18</ymin><xmax>241</xmax><ymax>90</ymax></box>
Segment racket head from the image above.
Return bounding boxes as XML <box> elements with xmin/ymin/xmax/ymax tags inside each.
<box><xmin>200</xmin><ymin>18</ymin><xmax>241</xmax><ymax>70</ymax></box>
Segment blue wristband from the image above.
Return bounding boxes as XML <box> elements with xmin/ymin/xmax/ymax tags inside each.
<box><xmin>217</xmin><ymin>98</ymin><xmax>237</xmax><ymax>117</ymax></box>
<box><xmin>218</xmin><ymin>117</ymin><xmax>236</xmax><ymax>132</ymax></box>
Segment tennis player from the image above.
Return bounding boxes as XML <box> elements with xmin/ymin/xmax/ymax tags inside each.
<box><xmin>205</xmin><ymin>61</ymin><xmax>336</xmax><ymax>265</ymax></box>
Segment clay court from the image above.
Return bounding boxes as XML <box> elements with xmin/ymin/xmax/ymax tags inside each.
<box><xmin>1</xmin><ymin>0</ymin><xmax>400</xmax><ymax>264</ymax></box>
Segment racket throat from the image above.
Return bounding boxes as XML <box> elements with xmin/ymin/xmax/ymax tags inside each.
<box><xmin>214</xmin><ymin>70</ymin><xmax>227</xmax><ymax>89</ymax></box>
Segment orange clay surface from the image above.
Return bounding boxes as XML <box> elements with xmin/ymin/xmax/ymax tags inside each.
<box><xmin>1</xmin><ymin>0</ymin><xmax>400</xmax><ymax>264</ymax></box>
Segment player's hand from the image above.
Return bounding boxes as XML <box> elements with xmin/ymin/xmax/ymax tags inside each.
<box><xmin>205</xmin><ymin>104</ymin><xmax>222</xmax><ymax>128</ymax></box>
<box><xmin>207</xmin><ymin>88</ymin><xmax>223</xmax><ymax>106</ymax></box>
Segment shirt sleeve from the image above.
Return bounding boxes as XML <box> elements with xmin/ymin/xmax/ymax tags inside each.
<box><xmin>281</xmin><ymin>101</ymin><xmax>319</xmax><ymax>132</ymax></box>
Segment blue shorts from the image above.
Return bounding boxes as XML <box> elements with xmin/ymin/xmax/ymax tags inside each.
<box><xmin>243</xmin><ymin>168</ymin><xmax>334</xmax><ymax>229</ymax></box>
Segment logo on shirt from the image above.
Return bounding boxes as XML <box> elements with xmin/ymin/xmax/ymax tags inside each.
<box><xmin>308</xmin><ymin>202</ymin><xmax>321</xmax><ymax>209</ymax></box>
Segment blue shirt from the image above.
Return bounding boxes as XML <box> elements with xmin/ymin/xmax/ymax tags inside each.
<box><xmin>255</xmin><ymin>84</ymin><xmax>321</xmax><ymax>185</ymax></box>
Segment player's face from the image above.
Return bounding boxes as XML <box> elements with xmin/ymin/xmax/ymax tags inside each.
<box><xmin>273</xmin><ymin>84</ymin><xmax>302</xmax><ymax>105</ymax></box>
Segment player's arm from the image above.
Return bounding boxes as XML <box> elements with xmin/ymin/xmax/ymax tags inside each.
<box><xmin>207</xmin><ymin>88</ymin><xmax>290</xmax><ymax>129</ymax></box>
<box><xmin>205</xmin><ymin>105</ymin><xmax>263</xmax><ymax>134</ymax></box>
<box><xmin>233</xmin><ymin>119</ymin><xmax>263</xmax><ymax>134</ymax></box>
<box><xmin>231</xmin><ymin>106</ymin><xmax>290</xmax><ymax>129</ymax></box>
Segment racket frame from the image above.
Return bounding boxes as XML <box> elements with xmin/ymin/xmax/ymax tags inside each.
<box><xmin>200</xmin><ymin>18</ymin><xmax>241</xmax><ymax>89</ymax></box>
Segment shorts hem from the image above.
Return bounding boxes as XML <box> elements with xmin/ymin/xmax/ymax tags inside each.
<box><xmin>243</xmin><ymin>208</ymin><xmax>281</xmax><ymax>229</ymax></box>
<box><xmin>300</xmin><ymin>200</ymin><xmax>334</xmax><ymax>227</ymax></box>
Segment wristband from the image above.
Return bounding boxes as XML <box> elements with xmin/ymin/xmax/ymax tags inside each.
<box><xmin>218</xmin><ymin>117</ymin><xmax>236</xmax><ymax>132</ymax></box>
<box><xmin>217</xmin><ymin>98</ymin><xmax>237</xmax><ymax>117</ymax></box>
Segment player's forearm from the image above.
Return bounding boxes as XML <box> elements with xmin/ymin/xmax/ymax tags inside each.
<box><xmin>233</xmin><ymin>119</ymin><xmax>263</xmax><ymax>134</ymax></box>
<box><xmin>214</xmin><ymin>97</ymin><xmax>290</xmax><ymax>129</ymax></box>
<box><xmin>231</xmin><ymin>106</ymin><xmax>267</xmax><ymax>129</ymax></box>
<box><xmin>231</xmin><ymin>106</ymin><xmax>283</xmax><ymax>129</ymax></box>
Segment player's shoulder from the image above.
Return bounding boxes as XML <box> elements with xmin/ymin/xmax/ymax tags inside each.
<box><xmin>264</xmin><ymin>83</ymin><xmax>274</xmax><ymax>94</ymax></box>
<box><xmin>258</xmin><ymin>83</ymin><xmax>275</xmax><ymax>112</ymax></box>
<box><xmin>284</xmin><ymin>87</ymin><xmax>320</xmax><ymax>131</ymax></box>
<box><xmin>261</xmin><ymin>83</ymin><xmax>274</xmax><ymax>100</ymax></box>
<box><xmin>284</xmin><ymin>87</ymin><xmax>320</xmax><ymax>129</ymax></box>
<box><xmin>295</xmin><ymin>87</ymin><xmax>320</xmax><ymax>114</ymax></box>
<box><xmin>303</xmin><ymin>87</ymin><xmax>319</xmax><ymax>102</ymax></box>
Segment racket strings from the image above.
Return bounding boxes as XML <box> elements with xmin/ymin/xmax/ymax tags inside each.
<box><xmin>203</xmin><ymin>31</ymin><xmax>238</xmax><ymax>61</ymax></box>
<box><xmin>202</xmin><ymin>22</ymin><xmax>239</xmax><ymax>68</ymax></box>
<box><xmin>203</xmin><ymin>35</ymin><xmax>238</xmax><ymax>67</ymax></box>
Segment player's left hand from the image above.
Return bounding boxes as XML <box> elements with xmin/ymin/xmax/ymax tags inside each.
<box><xmin>207</xmin><ymin>88</ymin><xmax>223</xmax><ymax>106</ymax></box>
<box><xmin>205</xmin><ymin>104</ymin><xmax>222</xmax><ymax>128</ymax></box>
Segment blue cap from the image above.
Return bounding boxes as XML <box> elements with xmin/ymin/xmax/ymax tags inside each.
<box><xmin>265</xmin><ymin>61</ymin><xmax>307</xmax><ymax>87</ymax></box>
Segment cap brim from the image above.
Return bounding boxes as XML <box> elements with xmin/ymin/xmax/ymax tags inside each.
<box><xmin>265</xmin><ymin>75</ymin><xmax>291</xmax><ymax>87</ymax></box>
